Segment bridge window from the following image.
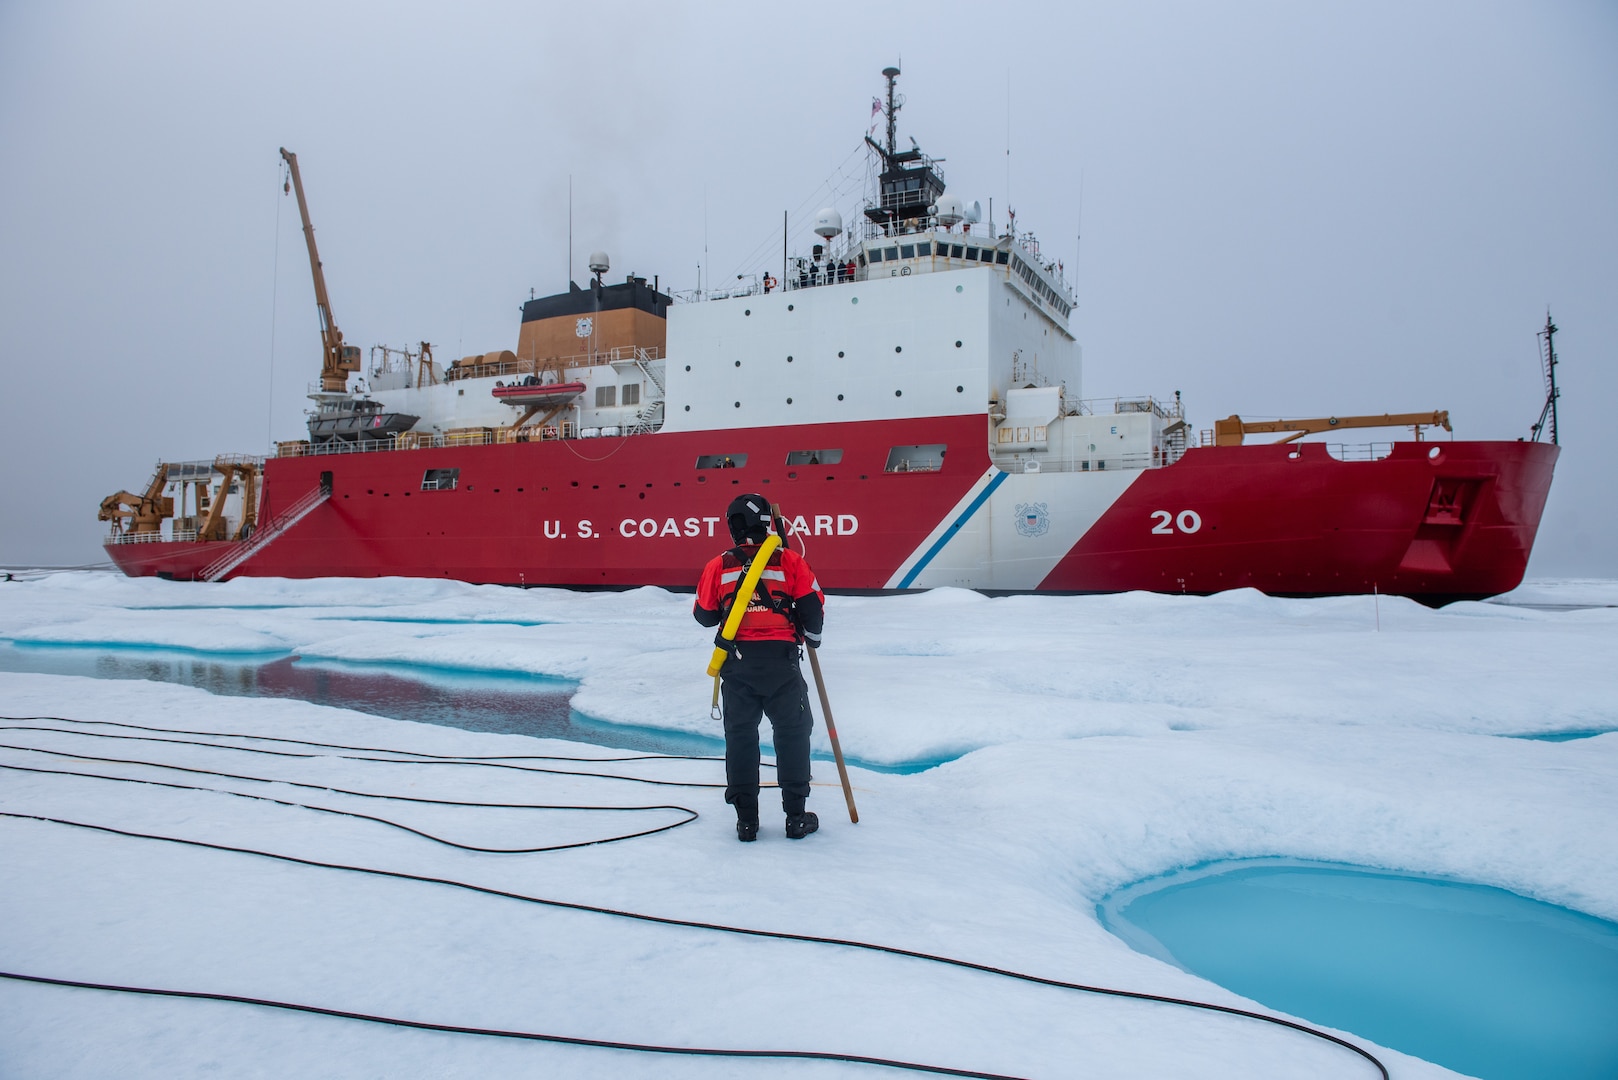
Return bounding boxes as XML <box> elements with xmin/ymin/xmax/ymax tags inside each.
<box><xmin>996</xmin><ymin>250</ymin><xmax>1009</xmax><ymax>264</ymax></box>
<box><xmin>696</xmin><ymin>454</ymin><xmax>747</xmax><ymax>469</ymax></box>
<box><xmin>421</xmin><ymin>468</ymin><xmax>460</xmax><ymax>491</ymax></box>
<box><xmin>884</xmin><ymin>444</ymin><xmax>947</xmax><ymax>474</ymax></box>
<box><xmin>916</xmin><ymin>241</ymin><xmax>931</xmax><ymax>256</ymax></box>
<box><xmin>785</xmin><ymin>448</ymin><xmax>843</xmax><ymax>466</ymax></box>
<box><xmin>870</xmin><ymin>248</ymin><xmax>885</xmax><ymax>263</ymax></box>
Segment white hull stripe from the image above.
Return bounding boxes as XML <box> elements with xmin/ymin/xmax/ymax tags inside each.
<box><xmin>894</xmin><ymin>470</ymin><xmax>1009</xmax><ymax>589</ymax></box>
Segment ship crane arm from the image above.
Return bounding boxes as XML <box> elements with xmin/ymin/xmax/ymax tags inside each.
<box><xmin>280</xmin><ymin>148</ymin><xmax>359</xmax><ymax>393</ymax></box>
<box><xmin>1213</xmin><ymin>411</ymin><xmax>1452</xmax><ymax>446</ymax></box>
<box><xmin>97</xmin><ymin>463</ymin><xmax>172</xmax><ymax>535</ymax></box>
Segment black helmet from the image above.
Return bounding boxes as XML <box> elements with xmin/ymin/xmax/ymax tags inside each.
<box><xmin>726</xmin><ymin>493</ymin><xmax>773</xmax><ymax>544</ymax></box>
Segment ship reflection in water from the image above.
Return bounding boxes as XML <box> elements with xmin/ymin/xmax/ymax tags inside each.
<box><xmin>0</xmin><ymin>641</ymin><xmax>719</xmax><ymax>757</ymax></box>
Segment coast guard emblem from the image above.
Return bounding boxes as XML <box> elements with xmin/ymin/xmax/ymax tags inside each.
<box><xmin>1014</xmin><ymin>502</ymin><xmax>1049</xmax><ymax>538</ymax></box>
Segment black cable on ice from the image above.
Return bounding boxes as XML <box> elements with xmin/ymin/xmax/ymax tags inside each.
<box><xmin>0</xmin><ymin>714</ymin><xmax>1388</xmax><ymax>1080</ymax></box>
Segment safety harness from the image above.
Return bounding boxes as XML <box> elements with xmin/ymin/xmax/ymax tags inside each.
<box><xmin>715</xmin><ymin>545</ymin><xmax>800</xmax><ymax>637</ymax></box>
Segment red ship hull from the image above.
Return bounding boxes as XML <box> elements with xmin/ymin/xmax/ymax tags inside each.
<box><xmin>106</xmin><ymin>414</ymin><xmax>1558</xmax><ymax>603</ymax></box>
<box><xmin>1045</xmin><ymin>438</ymin><xmax>1559</xmax><ymax>601</ymax></box>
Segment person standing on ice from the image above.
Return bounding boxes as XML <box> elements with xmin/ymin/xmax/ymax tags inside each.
<box><xmin>693</xmin><ymin>494</ymin><xmax>825</xmax><ymax>842</ymax></box>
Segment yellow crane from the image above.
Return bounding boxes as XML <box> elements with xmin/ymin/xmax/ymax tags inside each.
<box><xmin>1213</xmin><ymin>411</ymin><xmax>1451</xmax><ymax>447</ymax></box>
<box><xmin>280</xmin><ymin>148</ymin><xmax>360</xmax><ymax>392</ymax></box>
<box><xmin>98</xmin><ymin>464</ymin><xmax>172</xmax><ymax>536</ymax></box>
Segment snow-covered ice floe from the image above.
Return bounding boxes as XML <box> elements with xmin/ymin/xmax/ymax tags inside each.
<box><xmin>2</xmin><ymin>572</ymin><xmax>1615</xmax><ymax>1078</ymax></box>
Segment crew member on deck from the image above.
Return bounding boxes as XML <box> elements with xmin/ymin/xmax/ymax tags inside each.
<box><xmin>694</xmin><ymin>494</ymin><xmax>825</xmax><ymax>842</ymax></box>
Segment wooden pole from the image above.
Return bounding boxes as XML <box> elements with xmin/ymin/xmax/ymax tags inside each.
<box><xmin>806</xmin><ymin>646</ymin><xmax>859</xmax><ymax>824</ymax></box>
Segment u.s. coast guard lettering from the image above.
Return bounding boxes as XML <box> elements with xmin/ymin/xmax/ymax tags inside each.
<box><xmin>596</xmin><ymin>514</ymin><xmax>860</xmax><ymax>540</ymax></box>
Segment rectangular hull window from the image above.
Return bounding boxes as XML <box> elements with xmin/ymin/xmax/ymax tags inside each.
<box><xmin>695</xmin><ymin>454</ymin><xmax>748</xmax><ymax>469</ymax></box>
<box><xmin>421</xmin><ymin>468</ymin><xmax>460</xmax><ymax>491</ymax></box>
<box><xmin>785</xmin><ymin>449</ymin><xmax>844</xmax><ymax>466</ymax></box>
<box><xmin>884</xmin><ymin>444</ymin><xmax>947</xmax><ymax>474</ymax></box>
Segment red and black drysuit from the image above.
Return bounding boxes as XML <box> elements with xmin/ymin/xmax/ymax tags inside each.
<box><xmin>693</xmin><ymin>542</ymin><xmax>825</xmax><ymax>816</ymax></box>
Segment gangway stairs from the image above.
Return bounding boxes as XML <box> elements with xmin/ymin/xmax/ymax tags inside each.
<box><xmin>198</xmin><ymin>484</ymin><xmax>329</xmax><ymax>582</ymax></box>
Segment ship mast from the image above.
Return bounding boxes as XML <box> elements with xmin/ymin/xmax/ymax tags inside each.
<box><xmin>862</xmin><ymin>67</ymin><xmax>945</xmax><ymax>235</ymax></box>
<box><xmin>1532</xmin><ymin>311</ymin><xmax>1560</xmax><ymax>445</ymax></box>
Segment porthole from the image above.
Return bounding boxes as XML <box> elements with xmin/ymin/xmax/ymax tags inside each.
<box><xmin>734</xmin><ymin>401</ymin><xmax>741</xmax><ymax>408</ymax></box>
<box><xmin>744</xmin><ymin>309</ymin><xmax>751</xmax><ymax>316</ymax></box>
<box><xmin>837</xmin><ymin>351</ymin><xmax>844</xmax><ymax>358</ymax></box>
<box><xmin>787</xmin><ymin>397</ymin><xmax>793</xmax><ymax>404</ymax></box>
<box><xmin>837</xmin><ymin>394</ymin><xmax>844</xmax><ymax>401</ymax></box>
<box><xmin>851</xmin><ymin>297</ymin><xmax>858</xmax><ymax>304</ymax></box>
<box><xmin>956</xmin><ymin>385</ymin><xmax>963</xmax><ymax>393</ymax></box>
<box><xmin>734</xmin><ymin>360</ymin><xmax>741</xmax><ymax>367</ymax></box>
<box><xmin>787</xmin><ymin>355</ymin><xmax>794</xmax><ymax>362</ymax></box>
<box><xmin>895</xmin><ymin>390</ymin><xmax>902</xmax><ymax>397</ymax></box>
<box><xmin>955</xmin><ymin>340</ymin><xmax>962</xmax><ymax>348</ymax></box>
<box><xmin>684</xmin><ymin>405</ymin><xmax>691</xmax><ymax>411</ymax></box>
<box><xmin>788</xmin><ymin>304</ymin><xmax>795</xmax><ymax>311</ymax></box>
<box><xmin>895</xmin><ymin>346</ymin><xmax>902</xmax><ymax>353</ymax></box>
<box><xmin>955</xmin><ymin>285</ymin><xmax>963</xmax><ymax>293</ymax></box>
<box><xmin>685</xmin><ymin>365</ymin><xmax>691</xmax><ymax>371</ymax></box>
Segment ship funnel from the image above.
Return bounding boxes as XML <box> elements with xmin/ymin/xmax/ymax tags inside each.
<box><xmin>933</xmin><ymin>194</ymin><xmax>964</xmax><ymax>226</ymax></box>
<box><xmin>812</xmin><ymin>208</ymin><xmax>844</xmax><ymax>240</ymax></box>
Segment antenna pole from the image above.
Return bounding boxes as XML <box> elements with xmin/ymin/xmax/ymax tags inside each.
<box><xmin>884</xmin><ymin>66</ymin><xmax>900</xmax><ymax>159</ymax></box>
<box><xmin>568</xmin><ymin>175</ymin><xmax>573</xmax><ymax>286</ymax></box>
<box><xmin>783</xmin><ymin>210</ymin><xmax>788</xmax><ymax>287</ymax></box>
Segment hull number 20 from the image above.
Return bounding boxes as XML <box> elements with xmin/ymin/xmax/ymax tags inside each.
<box><xmin>1151</xmin><ymin>510</ymin><xmax>1202</xmax><ymax>535</ymax></box>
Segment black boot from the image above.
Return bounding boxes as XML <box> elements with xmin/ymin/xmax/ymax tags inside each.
<box><xmin>785</xmin><ymin>811</ymin><xmax>819</xmax><ymax>840</ymax></box>
<box><xmin>734</xmin><ymin>797</ymin><xmax>759</xmax><ymax>843</ymax></box>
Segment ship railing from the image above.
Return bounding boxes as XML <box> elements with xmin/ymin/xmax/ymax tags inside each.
<box><xmin>992</xmin><ymin>451</ymin><xmax>1157</xmax><ymax>475</ymax></box>
<box><xmin>1326</xmin><ymin>442</ymin><xmax>1396</xmax><ymax>462</ymax></box>
<box><xmin>1190</xmin><ymin>430</ymin><xmax>1400</xmax><ymax>462</ymax></box>
<box><xmin>1067</xmin><ymin>395</ymin><xmax>1185</xmax><ymax>420</ymax></box>
<box><xmin>275</xmin><ymin>420</ymin><xmax>607</xmax><ymax>459</ymax></box>
<box><xmin>277</xmin><ymin>438</ymin><xmax>402</xmax><ymax>458</ymax></box>
<box><xmin>106</xmin><ymin>530</ymin><xmax>172</xmax><ymax>545</ymax></box>
<box><xmin>442</xmin><ymin>345</ymin><xmax>662</xmax><ymax>383</ymax></box>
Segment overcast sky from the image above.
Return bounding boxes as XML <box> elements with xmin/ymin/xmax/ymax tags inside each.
<box><xmin>2</xmin><ymin>0</ymin><xmax>1613</xmax><ymax>577</ymax></box>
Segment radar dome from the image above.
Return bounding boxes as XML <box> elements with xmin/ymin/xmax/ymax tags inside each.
<box><xmin>812</xmin><ymin>209</ymin><xmax>844</xmax><ymax>240</ymax></box>
<box><xmin>587</xmin><ymin>251</ymin><xmax>610</xmax><ymax>274</ymax></box>
<box><xmin>964</xmin><ymin>199</ymin><xmax>982</xmax><ymax>224</ymax></box>
<box><xmin>933</xmin><ymin>194</ymin><xmax>965</xmax><ymax>226</ymax></box>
